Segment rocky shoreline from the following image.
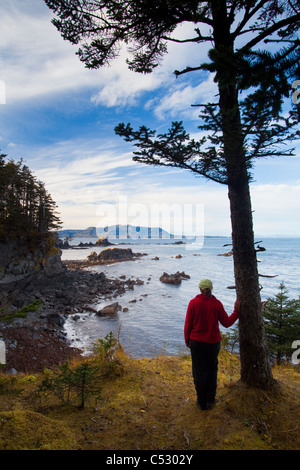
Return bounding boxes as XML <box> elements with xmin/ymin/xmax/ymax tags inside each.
<box><xmin>0</xmin><ymin>259</ymin><xmax>145</xmax><ymax>374</ymax></box>
<box><xmin>0</xmin><ymin>242</ymin><xmax>191</xmax><ymax>374</ymax></box>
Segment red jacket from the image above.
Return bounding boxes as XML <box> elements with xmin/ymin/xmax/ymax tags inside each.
<box><xmin>184</xmin><ymin>294</ymin><xmax>239</xmax><ymax>345</ymax></box>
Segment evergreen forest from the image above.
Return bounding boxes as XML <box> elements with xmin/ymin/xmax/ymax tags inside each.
<box><xmin>0</xmin><ymin>153</ymin><xmax>61</xmax><ymax>241</ymax></box>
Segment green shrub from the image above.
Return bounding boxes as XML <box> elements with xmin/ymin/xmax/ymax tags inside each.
<box><xmin>37</xmin><ymin>333</ymin><xmax>123</xmax><ymax>410</ymax></box>
<box><xmin>38</xmin><ymin>360</ymin><xmax>103</xmax><ymax>410</ymax></box>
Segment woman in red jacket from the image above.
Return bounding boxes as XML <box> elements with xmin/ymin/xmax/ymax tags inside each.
<box><xmin>184</xmin><ymin>279</ymin><xmax>240</xmax><ymax>410</ymax></box>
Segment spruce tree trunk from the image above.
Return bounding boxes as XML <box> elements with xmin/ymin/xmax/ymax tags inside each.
<box><xmin>219</xmin><ymin>83</ymin><xmax>276</xmax><ymax>388</ymax></box>
<box><xmin>220</xmin><ymin>84</ymin><xmax>276</xmax><ymax>389</ymax></box>
<box><xmin>210</xmin><ymin>0</ymin><xmax>276</xmax><ymax>389</ymax></box>
<box><xmin>228</xmin><ymin>180</ymin><xmax>276</xmax><ymax>389</ymax></box>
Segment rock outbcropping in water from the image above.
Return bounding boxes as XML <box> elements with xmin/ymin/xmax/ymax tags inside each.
<box><xmin>159</xmin><ymin>271</ymin><xmax>190</xmax><ymax>285</ymax></box>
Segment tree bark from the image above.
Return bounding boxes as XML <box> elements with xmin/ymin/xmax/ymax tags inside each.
<box><xmin>211</xmin><ymin>0</ymin><xmax>276</xmax><ymax>389</ymax></box>
<box><xmin>228</xmin><ymin>180</ymin><xmax>276</xmax><ymax>389</ymax></box>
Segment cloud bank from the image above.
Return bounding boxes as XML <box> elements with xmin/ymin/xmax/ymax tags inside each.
<box><xmin>1</xmin><ymin>1</ymin><xmax>299</xmax><ymax>238</ymax></box>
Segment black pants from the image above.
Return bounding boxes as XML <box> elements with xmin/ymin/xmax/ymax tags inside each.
<box><xmin>189</xmin><ymin>340</ymin><xmax>221</xmax><ymax>410</ymax></box>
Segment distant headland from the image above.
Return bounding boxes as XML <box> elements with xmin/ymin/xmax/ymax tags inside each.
<box><xmin>58</xmin><ymin>224</ymin><xmax>181</xmax><ymax>240</ymax></box>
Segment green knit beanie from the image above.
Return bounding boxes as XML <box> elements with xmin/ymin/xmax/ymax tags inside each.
<box><xmin>199</xmin><ymin>279</ymin><xmax>213</xmax><ymax>291</ymax></box>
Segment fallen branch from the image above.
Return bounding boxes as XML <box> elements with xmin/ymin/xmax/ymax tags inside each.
<box><xmin>259</xmin><ymin>274</ymin><xmax>278</xmax><ymax>278</ymax></box>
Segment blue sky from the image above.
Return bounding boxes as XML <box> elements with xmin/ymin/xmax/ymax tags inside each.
<box><xmin>0</xmin><ymin>0</ymin><xmax>299</xmax><ymax>238</ymax></box>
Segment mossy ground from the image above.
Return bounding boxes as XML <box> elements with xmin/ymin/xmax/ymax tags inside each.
<box><xmin>0</xmin><ymin>349</ymin><xmax>300</xmax><ymax>451</ymax></box>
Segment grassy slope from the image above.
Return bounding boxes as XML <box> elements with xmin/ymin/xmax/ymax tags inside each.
<box><xmin>0</xmin><ymin>349</ymin><xmax>300</xmax><ymax>450</ymax></box>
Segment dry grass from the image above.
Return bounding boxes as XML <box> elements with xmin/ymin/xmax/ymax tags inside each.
<box><xmin>0</xmin><ymin>348</ymin><xmax>300</xmax><ymax>450</ymax></box>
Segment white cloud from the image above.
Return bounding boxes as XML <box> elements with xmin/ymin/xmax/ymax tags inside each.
<box><xmin>24</xmin><ymin>133</ymin><xmax>229</xmax><ymax>233</ymax></box>
<box><xmin>1</xmin><ymin>2</ymin><xmax>298</xmax><ymax>238</ymax></box>
<box><xmin>149</xmin><ymin>74</ymin><xmax>218</xmax><ymax>121</ymax></box>
<box><xmin>90</xmin><ymin>61</ymin><xmax>164</xmax><ymax>108</ymax></box>
<box><xmin>27</xmin><ymin>133</ymin><xmax>300</xmax><ymax>237</ymax></box>
<box><xmin>163</xmin><ymin>21</ymin><xmax>212</xmax><ymax>73</ymax></box>
<box><xmin>0</xmin><ymin>2</ymin><xmax>214</xmax><ymax>112</ymax></box>
<box><xmin>0</xmin><ymin>3</ymin><xmax>89</xmax><ymax>102</ymax></box>
<box><xmin>91</xmin><ymin>21</ymin><xmax>213</xmax><ymax>110</ymax></box>
<box><xmin>19</xmin><ymin>134</ymin><xmax>300</xmax><ymax>237</ymax></box>
<box><xmin>31</xmin><ymin>145</ymin><xmax>137</xmax><ymax>229</ymax></box>
<box><xmin>58</xmin><ymin>183</ymin><xmax>231</xmax><ymax>235</ymax></box>
<box><xmin>0</xmin><ymin>3</ymin><xmax>169</xmax><ymax>108</ymax></box>
<box><xmin>251</xmin><ymin>183</ymin><xmax>300</xmax><ymax>237</ymax></box>
<box><xmin>33</xmin><ymin>140</ymin><xmax>135</xmax><ymax>190</ymax></box>
<box><xmin>124</xmin><ymin>184</ymin><xmax>230</xmax><ymax>236</ymax></box>
<box><xmin>0</xmin><ymin>2</ymin><xmax>161</xmax><ymax>105</ymax></box>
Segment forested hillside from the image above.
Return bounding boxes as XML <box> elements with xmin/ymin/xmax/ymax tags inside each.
<box><xmin>0</xmin><ymin>153</ymin><xmax>61</xmax><ymax>241</ymax></box>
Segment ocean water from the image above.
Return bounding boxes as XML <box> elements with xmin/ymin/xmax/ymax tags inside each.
<box><xmin>62</xmin><ymin>237</ymin><xmax>300</xmax><ymax>358</ymax></box>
